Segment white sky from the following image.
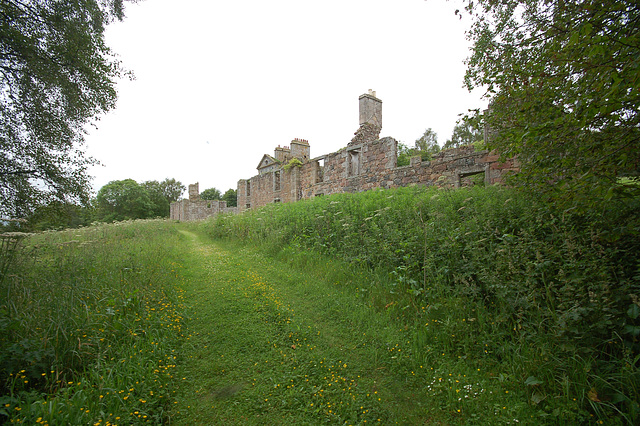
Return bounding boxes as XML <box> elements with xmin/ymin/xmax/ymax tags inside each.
<box><xmin>85</xmin><ymin>0</ymin><xmax>486</xmax><ymax>196</ymax></box>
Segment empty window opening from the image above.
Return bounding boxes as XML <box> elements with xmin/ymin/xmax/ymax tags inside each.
<box><xmin>246</xmin><ymin>181</ymin><xmax>251</xmax><ymax>196</ymax></box>
<box><xmin>458</xmin><ymin>170</ymin><xmax>487</xmax><ymax>188</ymax></box>
<box><xmin>348</xmin><ymin>149</ymin><xmax>361</xmax><ymax>177</ymax></box>
<box><xmin>274</xmin><ymin>170</ymin><xmax>281</xmax><ymax>191</ymax></box>
<box><xmin>315</xmin><ymin>159</ymin><xmax>324</xmax><ymax>183</ymax></box>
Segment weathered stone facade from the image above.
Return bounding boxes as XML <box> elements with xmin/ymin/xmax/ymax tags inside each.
<box><xmin>171</xmin><ymin>91</ymin><xmax>518</xmax><ymax>220</ymax></box>
<box><xmin>236</xmin><ymin>91</ymin><xmax>518</xmax><ymax>213</ymax></box>
<box><xmin>170</xmin><ymin>183</ymin><xmax>237</xmax><ymax>221</ymax></box>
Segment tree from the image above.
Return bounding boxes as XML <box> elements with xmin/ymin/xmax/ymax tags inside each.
<box><xmin>443</xmin><ymin>119</ymin><xmax>483</xmax><ymax>149</ymax></box>
<box><xmin>157</xmin><ymin>178</ymin><xmax>185</xmax><ymax>203</ymax></box>
<box><xmin>142</xmin><ymin>178</ymin><xmax>185</xmax><ymax>217</ymax></box>
<box><xmin>25</xmin><ymin>201</ymin><xmax>94</xmax><ymax>231</ymax></box>
<box><xmin>414</xmin><ymin>128</ymin><xmax>441</xmax><ymax>160</ymax></box>
<box><xmin>0</xmin><ymin>0</ymin><xmax>136</xmax><ymax>219</ymax></box>
<box><xmin>397</xmin><ymin>128</ymin><xmax>442</xmax><ymax>166</ymax></box>
<box><xmin>221</xmin><ymin>188</ymin><xmax>237</xmax><ymax>207</ymax></box>
<box><xmin>200</xmin><ymin>187</ymin><xmax>221</xmax><ymax>200</ymax></box>
<box><xmin>96</xmin><ymin>179</ymin><xmax>154</xmax><ymax>223</ymax></box>
<box><xmin>464</xmin><ymin>0</ymin><xmax>640</xmax><ymax>206</ymax></box>
<box><xmin>396</xmin><ymin>142</ymin><xmax>415</xmax><ymax>167</ymax></box>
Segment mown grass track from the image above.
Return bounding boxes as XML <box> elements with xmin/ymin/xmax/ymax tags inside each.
<box><xmin>170</xmin><ymin>228</ymin><xmax>445</xmax><ymax>425</ymax></box>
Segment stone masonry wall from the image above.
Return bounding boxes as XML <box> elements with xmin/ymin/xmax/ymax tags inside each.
<box><xmin>170</xmin><ymin>198</ymin><xmax>237</xmax><ymax>221</ymax></box>
<box><xmin>237</xmin><ymin>138</ymin><xmax>517</xmax><ymax>214</ymax></box>
<box><xmin>173</xmin><ymin>92</ymin><xmax>518</xmax><ymax>220</ymax></box>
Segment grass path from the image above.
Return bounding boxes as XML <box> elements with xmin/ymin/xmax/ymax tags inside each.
<box><xmin>167</xmin><ymin>227</ymin><xmax>442</xmax><ymax>425</ymax></box>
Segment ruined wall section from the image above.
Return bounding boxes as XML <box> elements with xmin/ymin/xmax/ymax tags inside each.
<box><xmin>298</xmin><ymin>142</ymin><xmax>517</xmax><ymax>200</ymax></box>
<box><xmin>238</xmin><ymin>140</ymin><xmax>517</xmax><ymax>212</ymax></box>
<box><xmin>301</xmin><ymin>137</ymin><xmax>397</xmax><ymax>197</ymax></box>
<box><xmin>237</xmin><ymin>165</ymin><xmax>303</xmax><ymax>212</ymax></box>
<box><xmin>177</xmin><ymin>92</ymin><xmax>518</xmax><ymax>219</ymax></box>
<box><xmin>170</xmin><ymin>198</ymin><xmax>237</xmax><ymax>221</ymax></box>
<box><xmin>389</xmin><ymin>146</ymin><xmax>517</xmax><ymax>188</ymax></box>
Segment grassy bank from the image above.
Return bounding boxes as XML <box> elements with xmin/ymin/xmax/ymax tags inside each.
<box><xmin>0</xmin><ymin>220</ymin><xmax>186</xmax><ymax>425</ymax></box>
<box><xmin>2</xmin><ymin>185</ymin><xmax>638</xmax><ymax>424</ymax></box>
<box><xmin>170</xmin><ymin>229</ymin><xmax>525</xmax><ymax>424</ymax></box>
<box><xmin>199</xmin><ymin>185</ymin><xmax>640</xmax><ymax>424</ymax></box>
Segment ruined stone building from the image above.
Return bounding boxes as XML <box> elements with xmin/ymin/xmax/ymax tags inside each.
<box><xmin>170</xmin><ymin>182</ymin><xmax>237</xmax><ymax>221</ymax></box>
<box><xmin>235</xmin><ymin>91</ymin><xmax>517</xmax><ymax>213</ymax></box>
<box><xmin>170</xmin><ymin>91</ymin><xmax>517</xmax><ymax>221</ymax></box>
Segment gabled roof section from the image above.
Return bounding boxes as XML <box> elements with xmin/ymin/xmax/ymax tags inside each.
<box><xmin>257</xmin><ymin>154</ymin><xmax>279</xmax><ymax>171</ymax></box>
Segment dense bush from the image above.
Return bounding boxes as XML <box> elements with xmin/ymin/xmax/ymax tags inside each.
<box><xmin>202</xmin><ymin>185</ymin><xmax>640</xmax><ymax>423</ymax></box>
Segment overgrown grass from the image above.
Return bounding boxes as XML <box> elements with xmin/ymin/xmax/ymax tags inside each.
<box><xmin>3</xmin><ymin>186</ymin><xmax>637</xmax><ymax>424</ymax></box>
<box><xmin>200</xmin><ymin>185</ymin><xmax>640</xmax><ymax>424</ymax></box>
<box><xmin>0</xmin><ymin>220</ymin><xmax>186</xmax><ymax>425</ymax></box>
<box><xmin>170</xmin><ymin>230</ymin><xmax>519</xmax><ymax>424</ymax></box>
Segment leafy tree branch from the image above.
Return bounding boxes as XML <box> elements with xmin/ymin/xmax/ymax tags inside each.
<box><xmin>0</xmin><ymin>0</ymin><xmax>139</xmax><ymax>218</ymax></box>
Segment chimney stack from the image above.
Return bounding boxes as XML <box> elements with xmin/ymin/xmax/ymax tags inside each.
<box><xmin>359</xmin><ymin>90</ymin><xmax>382</xmax><ymax>128</ymax></box>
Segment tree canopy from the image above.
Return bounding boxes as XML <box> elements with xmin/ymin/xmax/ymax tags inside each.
<box><xmin>221</xmin><ymin>188</ymin><xmax>237</xmax><ymax>207</ymax></box>
<box><xmin>464</xmin><ymin>0</ymin><xmax>640</xmax><ymax>207</ymax></box>
<box><xmin>0</xmin><ymin>0</ymin><xmax>136</xmax><ymax>219</ymax></box>
<box><xmin>443</xmin><ymin>120</ymin><xmax>483</xmax><ymax>149</ymax></box>
<box><xmin>414</xmin><ymin>128</ymin><xmax>441</xmax><ymax>159</ymax></box>
<box><xmin>200</xmin><ymin>187</ymin><xmax>222</xmax><ymax>200</ymax></box>
<box><xmin>142</xmin><ymin>178</ymin><xmax>185</xmax><ymax>217</ymax></box>
<box><xmin>397</xmin><ymin>128</ymin><xmax>441</xmax><ymax>166</ymax></box>
<box><xmin>96</xmin><ymin>178</ymin><xmax>183</xmax><ymax>222</ymax></box>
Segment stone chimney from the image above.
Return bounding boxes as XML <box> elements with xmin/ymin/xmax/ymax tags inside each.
<box><xmin>359</xmin><ymin>89</ymin><xmax>382</xmax><ymax>128</ymax></box>
<box><xmin>290</xmin><ymin>138</ymin><xmax>310</xmax><ymax>161</ymax></box>
<box><xmin>274</xmin><ymin>145</ymin><xmax>291</xmax><ymax>162</ymax></box>
<box><xmin>188</xmin><ymin>183</ymin><xmax>199</xmax><ymax>201</ymax></box>
<box><xmin>350</xmin><ymin>90</ymin><xmax>382</xmax><ymax>145</ymax></box>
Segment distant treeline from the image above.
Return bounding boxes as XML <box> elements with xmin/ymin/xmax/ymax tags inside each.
<box><xmin>3</xmin><ymin>179</ymin><xmax>237</xmax><ymax>232</ymax></box>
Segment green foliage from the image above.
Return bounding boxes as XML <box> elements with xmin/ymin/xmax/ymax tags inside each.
<box><xmin>201</xmin><ymin>186</ymin><xmax>640</xmax><ymax>423</ymax></box>
<box><xmin>443</xmin><ymin>119</ymin><xmax>483</xmax><ymax>149</ymax></box>
<box><xmin>95</xmin><ymin>178</ymin><xmax>183</xmax><ymax>222</ymax></box>
<box><xmin>0</xmin><ymin>0</ymin><xmax>135</xmax><ymax>219</ymax></box>
<box><xmin>396</xmin><ymin>142</ymin><xmax>413</xmax><ymax>167</ymax></box>
<box><xmin>96</xmin><ymin>179</ymin><xmax>154</xmax><ymax>222</ymax></box>
<box><xmin>397</xmin><ymin>128</ymin><xmax>441</xmax><ymax>166</ymax></box>
<box><xmin>0</xmin><ymin>220</ymin><xmax>185</xmax><ymax>424</ymax></box>
<box><xmin>200</xmin><ymin>187</ymin><xmax>222</xmax><ymax>200</ymax></box>
<box><xmin>221</xmin><ymin>188</ymin><xmax>237</xmax><ymax>207</ymax></box>
<box><xmin>142</xmin><ymin>178</ymin><xmax>185</xmax><ymax>217</ymax></box>
<box><xmin>396</xmin><ymin>142</ymin><xmax>415</xmax><ymax>167</ymax></box>
<box><xmin>464</xmin><ymin>0</ymin><xmax>640</xmax><ymax>210</ymax></box>
<box><xmin>414</xmin><ymin>128</ymin><xmax>440</xmax><ymax>160</ymax></box>
<box><xmin>283</xmin><ymin>158</ymin><xmax>303</xmax><ymax>171</ymax></box>
<box><xmin>25</xmin><ymin>201</ymin><xmax>95</xmax><ymax>231</ymax></box>
<box><xmin>0</xmin><ymin>232</ymin><xmax>27</xmax><ymax>287</ymax></box>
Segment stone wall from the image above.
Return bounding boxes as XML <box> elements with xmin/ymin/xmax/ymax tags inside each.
<box><xmin>170</xmin><ymin>182</ymin><xmax>237</xmax><ymax>221</ymax></box>
<box><xmin>236</xmin><ymin>92</ymin><xmax>518</xmax><ymax>213</ymax></box>
<box><xmin>236</xmin><ymin>139</ymin><xmax>517</xmax><ymax>213</ymax></box>
<box><xmin>173</xmin><ymin>91</ymin><xmax>518</xmax><ymax>219</ymax></box>
<box><xmin>170</xmin><ymin>198</ymin><xmax>237</xmax><ymax>221</ymax></box>
<box><xmin>237</xmin><ymin>166</ymin><xmax>301</xmax><ymax>210</ymax></box>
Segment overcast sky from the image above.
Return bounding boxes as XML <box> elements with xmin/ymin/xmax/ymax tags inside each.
<box><xmin>85</xmin><ymin>0</ymin><xmax>486</xmax><ymax>197</ymax></box>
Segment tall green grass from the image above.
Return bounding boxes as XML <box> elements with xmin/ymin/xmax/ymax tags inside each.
<box><xmin>200</xmin><ymin>185</ymin><xmax>640</xmax><ymax>424</ymax></box>
<box><xmin>0</xmin><ymin>220</ymin><xmax>186</xmax><ymax>425</ymax></box>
